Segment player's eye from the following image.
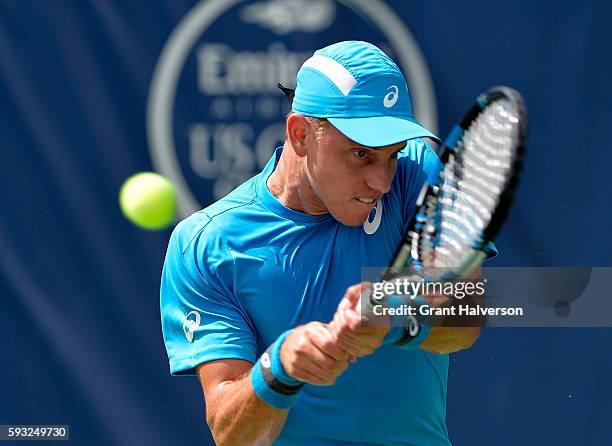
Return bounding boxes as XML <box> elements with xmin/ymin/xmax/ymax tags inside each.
<box><xmin>354</xmin><ymin>149</ymin><xmax>368</xmax><ymax>160</ymax></box>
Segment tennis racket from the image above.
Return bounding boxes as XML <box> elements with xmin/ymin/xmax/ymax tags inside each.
<box><xmin>364</xmin><ymin>86</ymin><xmax>527</xmax><ymax>325</ymax></box>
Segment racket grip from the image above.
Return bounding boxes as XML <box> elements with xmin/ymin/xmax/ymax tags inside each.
<box><xmin>358</xmin><ymin>289</ymin><xmax>417</xmax><ymax>345</ymax></box>
<box><xmin>357</xmin><ymin>287</ymin><xmax>377</xmax><ymax>319</ymax></box>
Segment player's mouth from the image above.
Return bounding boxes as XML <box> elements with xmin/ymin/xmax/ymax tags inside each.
<box><xmin>354</xmin><ymin>197</ymin><xmax>378</xmax><ymax>207</ymax></box>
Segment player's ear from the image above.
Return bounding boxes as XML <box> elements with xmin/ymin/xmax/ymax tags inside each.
<box><xmin>286</xmin><ymin>113</ymin><xmax>308</xmax><ymax>157</ymax></box>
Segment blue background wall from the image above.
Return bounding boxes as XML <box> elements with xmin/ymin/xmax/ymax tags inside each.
<box><xmin>1</xmin><ymin>1</ymin><xmax>610</xmax><ymax>444</ymax></box>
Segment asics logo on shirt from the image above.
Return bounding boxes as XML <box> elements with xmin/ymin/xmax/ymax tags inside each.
<box><xmin>183</xmin><ymin>310</ymin><xmax>201</xmax><ymax>342</ymax></box>
<box><xmin>363</xmin><ymin>198</ymin><xmax>383</xmax><ymax>234</ymax></box>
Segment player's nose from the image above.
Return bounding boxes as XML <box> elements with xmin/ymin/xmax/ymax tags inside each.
<box><xmin>365</xmin><ymin>164</ymin><xmax>393</xmax><ymax>195</ymax></box>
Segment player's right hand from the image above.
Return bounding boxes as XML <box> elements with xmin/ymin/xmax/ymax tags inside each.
<box><xmin>280</xmin><ymin>322</ymin><xmax>351</xmax><ymax>386</ymax></box>
<box><xmin>328</xmin><ymin>282</ymin><xmax>390</xmax><ymax>358</ymax></box>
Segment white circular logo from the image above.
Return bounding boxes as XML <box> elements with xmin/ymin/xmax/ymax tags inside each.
<box><xmin>148</xmin><ymin>0</ymin><xmax>439</xmax><ymax>217</ymax></box>
<box><xmin>383</xmin><ymin>85</ymin><xmax>399</xmax><ymax>108</ymax></box>
<box><xmin>408</xmin><ymin>315</ymin><xmax>419</xmax><ymax>337</ymax></box>
<box><xmin>261</xmin><ymin>352</ymin><xmax>271</xmax><ymax>368</ymax></box>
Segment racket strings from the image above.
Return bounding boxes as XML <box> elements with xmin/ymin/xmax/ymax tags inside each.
<box><xmin>419</xmin><ymin>98</ymin><xmax>520</xmax><ymax>278</ymax></box>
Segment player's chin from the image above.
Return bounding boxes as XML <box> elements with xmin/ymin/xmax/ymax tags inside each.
<box><xmin>332</xmin><ymin>206</ymin><xmax>372</xmax><ymax>227</ymax></box>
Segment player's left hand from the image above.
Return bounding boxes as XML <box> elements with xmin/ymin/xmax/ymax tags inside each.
<box><xmin>328</xmin><ymin>282</ymin><xmax>390</xmax><ymax>358</ymax></box>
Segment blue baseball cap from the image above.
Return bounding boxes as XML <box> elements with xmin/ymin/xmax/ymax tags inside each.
<box><xmin>291</xmin><ymin>41</ymin><xmax>439</xmax><ymax>147</ymax></box>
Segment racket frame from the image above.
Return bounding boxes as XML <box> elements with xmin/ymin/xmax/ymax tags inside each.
<box><xmin>382</xmin><ymin>86</ymin><xmax>527</xmax><ymax>283</ymax></box>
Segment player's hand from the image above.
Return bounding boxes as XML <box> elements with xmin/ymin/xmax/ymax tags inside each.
<box><xmin>280</xmin><ymin>321</ymin><xmax>351</xmax><ymax>386</ymax></box>
<box><xmin>328</xmin><ymin>282</ymin><xmax>390</xmax><ymax>358</ymax></box>
<box><xmin>419</xmin><ymin>326</ymin><xmax>481</xmax><ymax>354</ymax></box>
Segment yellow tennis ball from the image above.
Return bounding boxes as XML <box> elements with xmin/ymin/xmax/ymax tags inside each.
<box><xmin>119</xmin><ymin>172</ymin><xmax>177</xmax><ymax>230</ymax></box>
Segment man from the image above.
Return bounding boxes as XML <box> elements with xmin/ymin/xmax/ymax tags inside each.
<box><xmin>161</xmin><ymin>41</ymin><xmax>480</xmax><ymax>445</ymax></box>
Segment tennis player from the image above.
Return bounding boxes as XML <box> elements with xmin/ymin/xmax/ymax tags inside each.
<box><xmin>161</xmin><ymin>41</ymin><xmax>481</xmax><ymax>445</ymax></box>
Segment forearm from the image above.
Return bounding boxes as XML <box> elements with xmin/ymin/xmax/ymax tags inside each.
<box><xmin>207</xmin><ymin>374</ymin><xmax>288</xmax><ymax>446</ymax></box>
<box><xmin>202</xmin><ymin>323</ymin><xmax>350</xmax><ymax>445</ymax></box>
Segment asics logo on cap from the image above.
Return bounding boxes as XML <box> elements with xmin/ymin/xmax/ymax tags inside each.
<box><xmin>383</xmin><ymin>85</ymin><xmax>399</xmax><ymax>108</ymax></box>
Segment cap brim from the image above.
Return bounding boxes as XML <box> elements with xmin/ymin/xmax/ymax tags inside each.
<box><xmin>328</xmin><ymin>116</ymin><xmax>440</xmax><ymax>147</ymax></box>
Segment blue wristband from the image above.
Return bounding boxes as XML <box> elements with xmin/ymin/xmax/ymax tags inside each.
<box><xmin>270</xmin><ymin>330</ymin><xmax>302</xmax><ymax>386</ymax></box>
<box><xmin>382</xmin><ymin>294</ymin><xmax>406</xmax><ymax>344</ymax></box>
<box><xmin>251</xmin><ymin>330</ymin><xmax>304</xmax><ymax>409</ymax></box>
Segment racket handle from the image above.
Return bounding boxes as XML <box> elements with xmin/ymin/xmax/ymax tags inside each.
<box><xmin>356</xmin><ymin>287</ymin><xmax>378</xmax><ymax>319</ymax></box>
<box><xmin>365</xmin><ymin>291</ymin><xmax>416</xmax><ymax>345</ymax></box>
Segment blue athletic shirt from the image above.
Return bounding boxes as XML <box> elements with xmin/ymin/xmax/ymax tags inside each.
<box><xmin>161</xmin><ymin>140</ymin><xmax>451</xmax><ymax>446</ymax></box>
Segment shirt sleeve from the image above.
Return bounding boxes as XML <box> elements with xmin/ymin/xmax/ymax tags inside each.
<box><xmin>160</xmin><ymin>215</ymin><xmax>258</xmax><ymax>376</ymax></box>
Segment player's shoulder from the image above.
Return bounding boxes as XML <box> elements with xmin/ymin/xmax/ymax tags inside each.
<box><xmin>396</xmin><ymin>138</ymin><xmax>441</xmax><ymax>185</ymax></box>
<box><xmin>398</xmin><ymin>138</ymin><xmax>439</xmax><ymax>166</ymax></box>
<box><xmin>170</xmin><ymin>175</ymin><xmax>261</xmax><ymax>255</ymax></box>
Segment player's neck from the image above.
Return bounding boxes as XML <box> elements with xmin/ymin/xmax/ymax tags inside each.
<box><xmin>267</xmin><ymin>143</ymin><xmax>328</xmax><ymax>215</ymax></box>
